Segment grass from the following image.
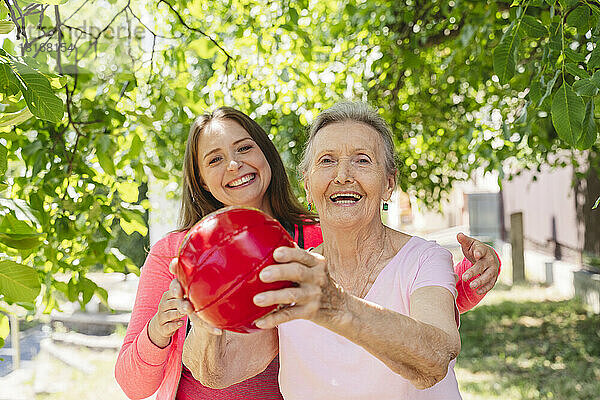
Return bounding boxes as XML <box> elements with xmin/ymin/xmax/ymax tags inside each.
<box><xmin>456</xmin><ymin>285</ymin><xmax>600</xmax><ymax>400</ymax></box>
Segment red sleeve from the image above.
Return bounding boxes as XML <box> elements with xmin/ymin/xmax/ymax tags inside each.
<box><xmin>301</xmin><ymin>223</ymin><xmax>323</xmax><ymax>249</ymax></box>
<box><xmin>114</xmin><ymin>232</ymin><xmax>184</xmax><ymax>399</ymax></box>
<box><xmin>454</xmin><ymin>249</ymin><xmax>501</xmax><ymax>314</ymax></box>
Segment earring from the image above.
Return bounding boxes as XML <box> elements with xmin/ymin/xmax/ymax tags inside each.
<box><xmin>382</xmin><ymin>202</ymin><xmax>389</xmax><ymax>211</ymax></box>
<box><xmin>308</xmin><ymin>202</ymin><xmax>313</xmax><ymax>211</ymax></box>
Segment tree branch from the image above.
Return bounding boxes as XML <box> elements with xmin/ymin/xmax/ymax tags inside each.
<box><xmin>126</xmin><ymin>6</ymin><xmax>171</xmax><ymax>39</ymax></box>
<box><xmin>54</xmin><ymin>6</ymin><xmax>63</xmax><ymax>75</ymax></box>
<box><xmin>4</xmin><ymin>0</ymin><xmax>23</xmax><ymax>42</ymax></box>
<box><xmin>79</xmin><ymin>1</ymin><xmax>130</xmax><ymax>60</ymax></box>
<box><xmin>157</xmin><ymin>0</ymin><xmax>233</xmax><ymax>71</ymax></box>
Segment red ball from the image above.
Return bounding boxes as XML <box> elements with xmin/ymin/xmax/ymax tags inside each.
<box><xmin>174</xmin><ymin>206</ymin><xmax>295</xmax><ymax>333</ymax></box>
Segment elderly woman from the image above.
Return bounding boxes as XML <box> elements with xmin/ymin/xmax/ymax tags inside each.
<box><xmin>249</xmin><ymin>102</ymin><xmax>465</xmax><ymax>398</ymax></box>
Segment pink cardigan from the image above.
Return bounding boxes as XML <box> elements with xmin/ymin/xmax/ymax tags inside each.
<box><xmin>115</xmin><ymin>226</ymin><xmax>499</xmax><ymax>400</ymax></box>
<box><xmin>115</xmin><ymin>231</ymin><xmax>188</xmax><ymax>400</ymax></box>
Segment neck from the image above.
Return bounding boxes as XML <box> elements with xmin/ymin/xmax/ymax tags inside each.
<box><xmin>319</xmin><ymin>216</ymin><xmax>387</xmax><ymax>280</ymax></box>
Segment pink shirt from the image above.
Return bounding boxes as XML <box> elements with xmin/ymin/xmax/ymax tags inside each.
<box><xmin>277</xmin><ymin>236</ymin><xmax>462</xmax><ymax>400</ymax></box>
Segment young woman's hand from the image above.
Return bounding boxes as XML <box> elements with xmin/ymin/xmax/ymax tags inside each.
<box><xmin>147</xmin><ymin>278</ymin><xmax>187</xmax><ymax>348</ymax></box>
<box><xmin>168</xmin><ymin>258</ymin><xmax>223</xmax><ymax>336</ymax></box>
<box><xmin>456</xmin><ymin>233</ymin><xmax>501</xmax><ymax>295</ymax></box>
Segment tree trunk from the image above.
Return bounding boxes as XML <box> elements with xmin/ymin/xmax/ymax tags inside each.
<box><xmin>576</xmin><ymin>148</ymin><xmax>600</xmax><ymax>257</ymax></box>
<box><xmin>582</xmin><ymin>150</ymin><xmax>600</xmax><ymax>256</ymax></box>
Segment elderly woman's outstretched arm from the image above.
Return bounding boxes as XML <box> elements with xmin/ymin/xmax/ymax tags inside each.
<box><xmin>253</xmin><ymin>246</ymin><xmax>461</xmax><ymax>390</ymax></box>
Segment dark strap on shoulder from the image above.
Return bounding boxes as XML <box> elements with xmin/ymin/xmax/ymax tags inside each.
<box><xmin>297</xmin><ymin>224</ymin><xmax>305</xmax><ymax>249</ymax></box>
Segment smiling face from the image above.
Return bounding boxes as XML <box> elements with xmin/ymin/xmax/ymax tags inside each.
<box><xmin>197</xmin><ymin>118</ymin><xmax>272</xmax><ymax>214</ymax></box>
<box><xmin>304</xmin><ymin>121</ymin><xmax>395</xmax><ymax>229</ymax></box>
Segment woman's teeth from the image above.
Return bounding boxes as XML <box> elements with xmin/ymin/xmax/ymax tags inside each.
<box><xmin>228</xmin><ymin>174</ymin><xmax>255</xmax><ymax>187</ymax></box>
<box><xmin>330</xmin><ymin>193</ymin><xmax>362</xmax><ymax>203</ymax></box>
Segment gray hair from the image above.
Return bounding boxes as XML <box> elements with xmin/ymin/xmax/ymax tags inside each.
<box><xmin>299</xmin><ymin>101</ymin><xmax>397</xmax><ymax>177</ymax></box>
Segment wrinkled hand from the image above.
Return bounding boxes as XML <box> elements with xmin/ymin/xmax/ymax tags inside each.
<box><xmin>456</xmin><ymin>233</ymin><xmax>500</xmax><ymax>295</ymax></box>
<box><xmin>253</xmin><ymin>246</ymin><xmax>341</xmax><ymax>329</ymax></box>
<box><xmin>166</xmin><ymin>258</ymin><xmax>222</xmax><ymax>336</ymax></box>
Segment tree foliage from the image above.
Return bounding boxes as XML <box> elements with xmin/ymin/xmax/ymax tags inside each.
<box><xmin>0</xmin><ymin>0</ymin><xmax>598</xmax><ymax>348</ymax></box>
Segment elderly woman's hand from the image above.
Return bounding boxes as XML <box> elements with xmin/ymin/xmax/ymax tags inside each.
<box><xmin>253</xmin><ymin>246</ymin><xmax>344</xmax><ymax>329</ymax></box>
<box><xmin>456</xmin><ymin>233</ymin><xmax>501</xmax><ymax>295</ymax></box>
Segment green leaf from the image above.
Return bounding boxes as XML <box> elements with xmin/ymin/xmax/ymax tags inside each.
<box><xmin>116</xmin><ymin>181</ymin><xmax>139</xmax><ymax>203</ymax></box>
<box><xmin>564</xmin><ymin>49</ymin><xmax>585</xmax><ymax>64</ymax></box>
<box><xmin>493</xmin><ymin>25</ymin><xmax>521</xmax><ymax>84</ymax></box>
<box><xmin>593</xmin><ymin>196</ymin><xmax>600</xmax><ymax>209</ymax></box>
<box><xmin>119</xmin><ymin>209</ymin><xmax>147</xmax><ymax>236</ymax></box>
<box><xmin>95</xmin><ymin>286</ymin><xmax>109</xmax><ymax>307</ymax></box>
<box><xmin>521</xmin><ymin>15</ymin><xmax>547</xmax><ymax>38</ymax></box>
<box><xmin>128</xmin><ymin>134</ymin><xmax>143</xmax><ymax>159</ymax></box>
<box><xmin>538</xmin><ymin>70</ymin><xmax>561</xmax><ymax>107</ymax></box>
<box><xmin>31</xmin><ymin>0</ymin><xmax>69</xmax><ymax>4</ymax></box>
<box><xmin>146</xmin><ymin>163</ymin><xmax>169</xmax><ymax>180</ymax></box>
<box><xmin>97</xmin><ymin>151</ymin><xmax>115</xmax><ymax>175</ymax></box>
<box><xmin>289</xmin><ymin>7</ymin><xmax>299</xmax><ymax>25</ymax></box>
<box><xmin>0</xmin><ymin>107</ymin><xmax>34</xmax><ymax>127</ymax></box>
<box><xmin>0</xmin><ymin>313</ymin><xmax>9</xmax><ymax>339</ymax></box>
<box><xmin>0</xmin><ymin>212</ymin><xmax>42</xmax><ymax>249</ymax></box>
<box><xmin>0</xmin><ymin>198</ymin><xmax>40</xmax><ymax>226</ymax></box>
<box><xmin>0</xmin><ymin>232</ymin><xmax>43</xmax><ymax>249</ymax></box>
<box><xmin>566</xmin><ymin>5</ymin><xmax>590</xmax><ymax>32</ymax></box>
<box><xmin>0</xmin><ymin>143</ymin><xmax>6</xmax><ymax>177</ymax></box>
<box><xmin>573</xmin><ymin>78</ymin><xmax>599</xmax><ymax>96</ymax></box>
<box><xmin>0</xmin><ymin>20</ymin><xmax>14</xmax><ymax>34</ymax></box>
<box><xmin>577</xmin><ymin>98</ymin><xmax>598</xmax><ymax>149</ymax></box>
<box><xmin>67</xmin><ymin>277</ymin><xmax>78</xmax><ymax>302</ymax></box>
<box><xmin>0</xmin><ymin>260</ymin><xmax>41</xmax><ymax>303</ymax></box>
<box><xmin>13</xmin><ymin>63</ymin><xmax>64</xmax><ymax>123</ymax></box>
<box><xmin>106</xmin><ymin>248</ymin><xmax>140</xmax><ymax>275</ymax></box>
<box><xmin>529</xmin><ymin>77</ymin><xmax>542</xmax><ymax>105</ymax></box>
<box><xmin>588</xmin><ymin>44</ymin><xmax>600</xmax><ymax>70</ymax></box>
<box><xmin>551</xmin><ymin>82</ymin><xmax>586</xmax><ymax>146</ymax></box>
<box><xmin>79</xmin><ymin>277</ymin><xmax>97</xmax><ymax>305</ymax></box>
<box><xmin>559</xmin><ymin>0</ymin><xmax>579</xmax><ymax>8</ymax></box>
<box><xmin>0</xmin><ymin>63</ymin><xmax>21</xmax><ymax>96</ymax></box>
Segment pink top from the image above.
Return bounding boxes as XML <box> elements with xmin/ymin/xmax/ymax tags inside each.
<box><xmin>277</xmin><ymin>236</ymin><xmax>462</xmax><ymax>400</ymax></box>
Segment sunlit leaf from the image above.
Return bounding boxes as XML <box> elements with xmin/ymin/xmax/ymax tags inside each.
<box><xmin>0</xmin><ymin>107</ymin><xmax>34</xmax><ymax>127</ymax></box>
<box><xmin>13</xmin><ymin>63</ymin><xmax>64</xmax><ymax>123</ymax></box>
<box><xmin>0</xmin><ymin>313</ymin><xmax>9</xmax><ymax>339</ymax></box>
<box><xmin>0</xmin><ymin>20</ymin><xmax>14</xmax><ymax>34</ymax></box>
<box><xmin>119</xmin><ymin>209</ymin><xmax>147</xmax><ymax>236</ymax></box>
<box><xmin>0</xmin><ymin>143</ymin><xmax>6</xmax><ymax>177</ymax></box>
<box><xmin>0</xmin><ymin>260</ymin><xmax>41</xmax><ymax>303</ymax></box>
<box><xmin>116</xmin><ymin>181</ymin><xmax>139</xmax><ymax>203</ymax></box>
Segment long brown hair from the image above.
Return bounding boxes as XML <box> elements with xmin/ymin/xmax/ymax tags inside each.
<box><xmin>178</xmin><ymin>106</ymin><xmax>316</xmax><ymax>230</ymax></box>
